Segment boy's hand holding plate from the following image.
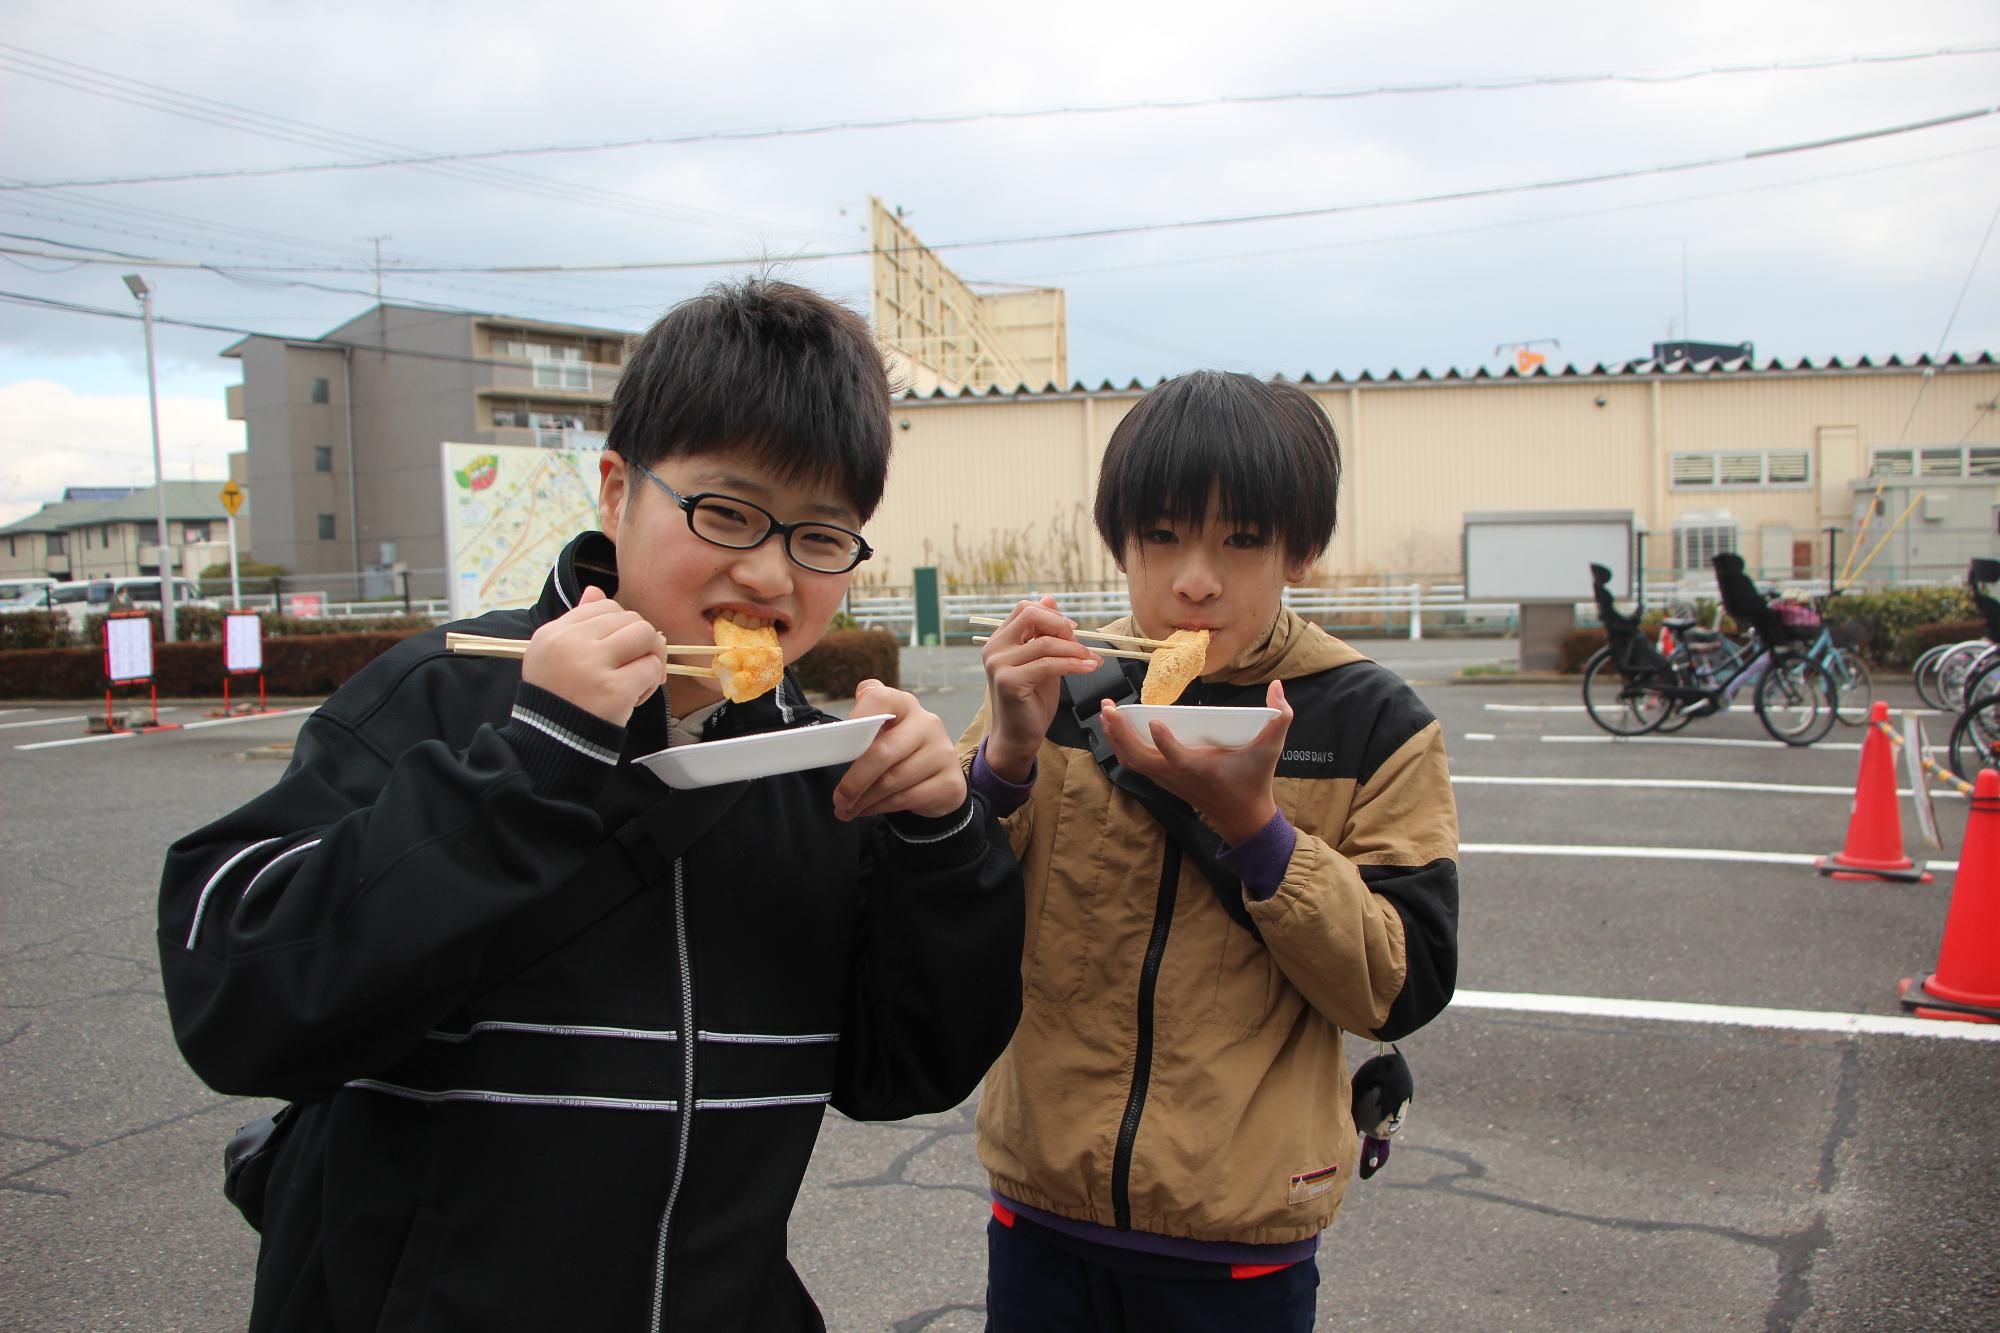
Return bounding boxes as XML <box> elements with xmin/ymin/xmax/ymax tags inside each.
<box><xmin>1100</xmin><ymin>679</ymin><xmax>1293</xmax><ymax>845</ymax></box>
<box><xmin>832</xmin><ymin>679</ymin><xmax>968</xmax><ymax>822</ymax></box>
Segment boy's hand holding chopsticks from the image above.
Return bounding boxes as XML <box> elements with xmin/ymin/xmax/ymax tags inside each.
<box><xmin>974</xmin><ymin>598</ymin><xmax>1103</xmax><ymax>785</ymax></box>
<box><xmin>519</xmin><ymin>585</ymin><xmax>673</xmax><ymax>725</ymax></box>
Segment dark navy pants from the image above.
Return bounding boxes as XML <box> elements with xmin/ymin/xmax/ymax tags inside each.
<box><xmin>984</xmin><ymin>1214</ymin><xmax>1318</xmax><ymax>1332</ymax></box>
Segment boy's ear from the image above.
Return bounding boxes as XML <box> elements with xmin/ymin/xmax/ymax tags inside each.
<box><xmin>1285</xmin><ymin>551</ymin><xmax>1316</xmax><ymax>584</ymax></box>
<box><xmin>598</xmin><ymin>452</ymin><xmax>628</xmax><ymax>534</ymax></box>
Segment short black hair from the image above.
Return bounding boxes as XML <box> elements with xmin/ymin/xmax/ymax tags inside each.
<box><xmin>1092</xmin><ymin>371</ymin><xmax>1341</xmax><ymax>565</ymax></box>
<box><xmin>606</xmin><ymin>277</ymin><xmax>893</xmax><ymax>520</ymax></box>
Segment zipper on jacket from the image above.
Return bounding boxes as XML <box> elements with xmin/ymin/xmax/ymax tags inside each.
<box><xmin>1110</xmin><ymin>840</ymin><xmax>1182</xmax><ymax>1230</ymax></box>
<box><xmin>648</xmin><ymin>857</ymin><xmax>696</xmax><ymax>1332</ymax></box>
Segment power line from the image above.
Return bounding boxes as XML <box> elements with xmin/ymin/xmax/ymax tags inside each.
<box><xmin>988</xmin><ymin>140</ymin><xmax>2000</xmax><ymax>283</ymax></box>
<box><xmin>1896</xmin><ymin>191</ymin><xmax>2000</xmax><ymax>445</ymax></box>
<box><xmin>8</xmin><ymin>40</ymin><xmax>2000</xmax><ymax>191</ymax></box>
<box><xmin>7</xmin><ymin>103</ymin><xmax>1995</xmax><ymax>276</ymax></box>
<box><xmin>0</xmin><ymin>44</ymin><xmax>846</xmax><ymax>243</ymax></box>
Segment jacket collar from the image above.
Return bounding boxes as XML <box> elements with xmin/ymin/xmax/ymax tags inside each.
<box><xmin>533</xmin><ymin>530</ymin><xmax>619</xmax><ymax>626</ymax></box>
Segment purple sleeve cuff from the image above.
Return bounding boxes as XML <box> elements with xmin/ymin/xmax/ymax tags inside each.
<box><xmin>1217</xmin><ymin>809</ymin><xmax>1298</xmax><ymax>901</ymax></box>
<box><xmin>969</xmin><ymin>737</ymin><xmax>1036</xmax><ymax>818</ymax></box>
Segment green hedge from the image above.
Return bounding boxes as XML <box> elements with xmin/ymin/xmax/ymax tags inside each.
<box><xmin>0</xmin><ymin>631</ymin><xmax>427</xmax><ymax>699</ymax></box>
<box><xmin>792</xmin><ymin>628</ymin><xmax>901</xmax><ymax>697</ymax></box>
<box><xmin>0</xmin><ymin>611</ymin><xmax>73</xmax><ymax>650</ymax></box>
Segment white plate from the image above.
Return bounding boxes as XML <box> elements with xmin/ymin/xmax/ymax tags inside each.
<box><xmin>1113</xmin><ymin>704</ymin><xmax>1280</xmax><ymax>748</ymax></box>
<box><xmin>632</xmin><ymin>714</ymin><xmax>890</xmax><ymax>789</ymax></box>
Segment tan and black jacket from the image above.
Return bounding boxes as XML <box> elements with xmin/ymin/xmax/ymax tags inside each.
<box><xmin>958</xmin><ymin>607</ymin><xmax>1458</xmax><ymax>1247</ymax></box>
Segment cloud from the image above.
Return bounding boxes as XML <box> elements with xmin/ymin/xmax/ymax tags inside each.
<box><xmin>0</xmin><ymin>380</ymin><xmax>243</xmax><ymax>527</ymax></box>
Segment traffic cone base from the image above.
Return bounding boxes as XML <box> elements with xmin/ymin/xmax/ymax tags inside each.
<box><xmin>1897</xmin><ymin>768</ymin><xmax>2000</xmax><ymax>1023</ymax></box>
<box><xmin>1820</xmin><ymin>700</ymin><xmax>1924</xmax><ymax>882</ymax></box>
<box><xmin>1897</xmin><ymin>975</ymin><xmax>2000</xmax><ymax>1025</ymax></box>
<box><xmin>1815</xmin><ymin>854</ymin><xmax>1931</xmax><ymax>884</ymax></box>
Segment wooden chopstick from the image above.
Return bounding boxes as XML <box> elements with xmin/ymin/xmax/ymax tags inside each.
<box><xmin>965</xmin><ymin>615</ymin><xmax>1170</xmax><ymax>650</ymax></box>
<box><xmin>971</xmin><ymin>635</ymin><xmax>1152</xmax><ymax>661</ymax></box>
<box><xmin>446</xmin><ymin>631</ymin><xmax>718</xmax><ymax>679</ymax></box>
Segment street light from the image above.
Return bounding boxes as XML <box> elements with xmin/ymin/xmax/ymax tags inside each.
<box><xmin>122</xmin><ymin>273</ymin><xmax>176</xmax><ymax>643</ymax></box>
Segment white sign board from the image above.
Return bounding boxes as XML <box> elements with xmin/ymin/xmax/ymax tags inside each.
<box><xmin>103</xmin><ymin>616</ymin><xmax>153</xmax><ymax>683</ymax></box>
<box><xmin>224</xmin><ymin>613</ymin><xmax>263</xmax><ymax>673</ymax></box>
<box><xmin>1463</xmin><ymin>510</ymin><xmax>1636</xmax><ymax>602</ymax></box>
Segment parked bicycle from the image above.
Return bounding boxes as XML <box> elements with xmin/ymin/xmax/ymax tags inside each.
<box><xmin>1944</xmin><ymin>559</ymin><xmax>2000</xmax><ymax>780</ymax></box>
<box><xmin>1771</xmin><ymin>589</ymin><xmax>1873</xmax><ymax>726</ymax></box>
<box><xmin>1581</xmin><ymin>557</ymin><xmax>1839</xmax><ymax>745</ymax></box>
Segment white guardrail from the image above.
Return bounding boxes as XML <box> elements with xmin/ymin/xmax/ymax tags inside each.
<box><xmin>845</xmin><ymin>580</ymin><xmax>1725</xmax><ymax>643</ymax></box>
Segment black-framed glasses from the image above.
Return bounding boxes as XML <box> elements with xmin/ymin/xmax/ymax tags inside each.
<box><xmin>628</xmin><ymin>459</ymin><xmax>874</xmax><ymax>575</ymax></box>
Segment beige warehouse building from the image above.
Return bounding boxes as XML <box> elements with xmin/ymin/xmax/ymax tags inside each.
<box><xmin>863</xmin><ymin>351</ymin><xmax>2000</xmax><ymax>593</ymax></box>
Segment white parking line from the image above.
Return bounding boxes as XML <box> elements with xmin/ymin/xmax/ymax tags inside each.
<box><xmin>1450</xmin><ymin>774</ymin><xmax>1962</xmax><ymax>799</ymax></box>
<box><xmin>14</xmin><ymin>705</ymin><xmax>314</xmax><ymax>750</ymax></box>
<box><xmin>1454</xmin><ymin>990</ymin><xmax>2000</xmax><ymax>1041</ymax></box>
<box><xmin>180</xmin><ymin>706</ymin><xmax>316</xmax><ymax>731</ymax></box>
<box><xmin>1462</xmin><ymin>732</ymin><xmax>1496</xmax><ymax>741</ymax></box>
<box><xmin>1536</xmin><ymin>733</ymin><xmax>1934</xmax><ymax>753</ymax></box>
<box><xmin>15</xmin><ymin>730</ymin><xmax>140</xmax><ymax>752</ymax></box>
<box><xmin>0</xmin><ymin>714</ymin><xmax>88</xmax><ymax>731</ymax></box>
<box><xmin>1461</xmin><ymin>841</ymin><xmax>1956</xmax><ymax>872</ymax></box>
<box><xmin>1495</xmin><ymin>702</ymin><xmax>1943</xmax><ymax>718</ymax></box>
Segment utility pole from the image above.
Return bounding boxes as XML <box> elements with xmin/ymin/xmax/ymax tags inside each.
<box><xmin>122</xmin><ymin>273</ymin><xmax>176</xmax><ymax>643</ymax></box>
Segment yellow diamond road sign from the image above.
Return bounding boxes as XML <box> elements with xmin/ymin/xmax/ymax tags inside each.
<box><xmin>219</xmin><ymin>481</ymin><xmax>244</xmax><ymax>516</ymax></box>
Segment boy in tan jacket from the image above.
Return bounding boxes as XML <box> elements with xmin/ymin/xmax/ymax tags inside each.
<box><xmin>960</xmin><ymin>371</ymin><xmax>1460</xmax><ymax>1330</ymax></box>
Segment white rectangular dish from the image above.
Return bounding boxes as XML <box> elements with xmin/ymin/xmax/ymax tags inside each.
<box><xmin>632</xmin><ymin>714</ymin><xmax>890</xmax><ymax>789</ymax></box>
<box><xmin>1112</xmin><ymin>704</ymin><xmax>1280</xmax><ymax>748</ymax></box>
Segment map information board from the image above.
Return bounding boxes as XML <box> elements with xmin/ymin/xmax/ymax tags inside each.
<box><xmin>441</xmin><ymin>442</ymin><xmax>604</xmax><ymax>620</ymax></box>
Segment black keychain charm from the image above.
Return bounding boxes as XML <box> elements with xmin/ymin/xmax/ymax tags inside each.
<box><xmin>1350</xmin><ymin>1043</ymin><xmax>1413</xmax><ymax>1180</ymax></box>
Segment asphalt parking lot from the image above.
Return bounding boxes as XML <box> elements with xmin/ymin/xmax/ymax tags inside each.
<box><xmin>5</xmin><ymin>638</ymin><xmax>1999</xmax><ymax>1331</ymax></box>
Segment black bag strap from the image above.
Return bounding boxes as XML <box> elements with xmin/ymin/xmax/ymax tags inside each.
<box><xmin>1058</xmin><ymin>660</ymin><xmax>1263</xmax><ymax>941</ymax></box>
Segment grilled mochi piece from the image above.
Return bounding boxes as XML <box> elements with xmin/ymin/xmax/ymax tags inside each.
<box><xmin>711</xmin><ymin>619</ymin><xmax>785</xmax><ymax>704</ymax></box>
<box><xmin>1140</xmin><ymin>629</ymin><xmax>1210</xmax><ymax>705</ymax></box>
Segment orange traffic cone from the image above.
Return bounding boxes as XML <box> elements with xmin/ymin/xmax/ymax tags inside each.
<box><xmin>1899</xmin><ymin>768</ymin><xmax>2000</xmax><ymax>1023</ymax></box>
<box><xmin>1816</xmin><ymin>701</ymin><xmax>1932</xmax><ymax>883</ymax></box>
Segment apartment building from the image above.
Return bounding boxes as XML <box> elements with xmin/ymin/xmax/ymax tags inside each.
<box><xmin>222</xmin><ymin>304</ymin><xmax>628</xmax><ymax>591</ymax></box>
<box><xmin>0</xmin><ymin>482</ymin><xmax>238</xmax><ymax>583</ymax></box>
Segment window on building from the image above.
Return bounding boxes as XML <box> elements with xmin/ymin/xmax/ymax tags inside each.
<box><xmin>318</xmin><ymin>513</ymin><xmax>336</xmax><ymax>541</ymax></box>
<box><xmin>46</xmin><ymin>533</ymin><xmax>66</xmax><ymax>556</ymax></box>
<box><xmin>1921</xmin><ymin>448</ymin><xmax>1964</xmax><ymax>477</ymax></box>
<box><xmin>1671</xmin><ymin>454</ymin><xmax>1715</xmax><ymax>486</ymax></box>
<box><xmin>7</xmin><ymin>536</ymin><xmax>15</xmax><ymax>557</ymax></box>
<box><xmin>1875</xmin><ymin>444</ymin><xmax>1996</xmax><ymax>478</ymax></box>
<box><xmin>100</xmin><ymin>525</ymin><xmax>109</xmax><ymax>548</ymax></box>
<box><xmin>1766</xmin><ymin>451</ymin><xmax>1810</xmax><ymax>484</ymax></box>
<box><xmin>183</xmin><ymin>522</ymin><xmax>211</xmax><ymax>543</ymax></box>
<box><xmin>310</xmin><ymin>377</ymin><xmax>331</xmax><ymax>405</ymax></box>
<box><xmin>1669</xmin><ymin>450</ymin><xmax>1811</xmax><ymax>489</ymax></box>
<box><xmin>314</xmin><ymin>445</ymin><xmax>334</xmax><ymax>472</ymax></box>
<box><xmin>139</xmin><ymin>522</ymin><xmax>159</xmax><ymax>544</ymax></box>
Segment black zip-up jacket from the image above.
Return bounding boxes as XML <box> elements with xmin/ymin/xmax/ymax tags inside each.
<box><xmin>157</xmin><ymin>533</ymin><xmax>1025</xmax><ymax>1332</ymax></box>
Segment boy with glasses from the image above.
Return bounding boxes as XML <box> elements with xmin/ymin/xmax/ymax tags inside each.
<box><xmin>157</xmin><ymin>279</ymin><xmax>1025</xmax><ymax>1332</ymax></box>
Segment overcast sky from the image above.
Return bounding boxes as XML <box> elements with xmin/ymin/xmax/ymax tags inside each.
<box><xmin>2</xmin><ymin>0</ymin><xmax>1997</xmax><ymax>526</ymax></box>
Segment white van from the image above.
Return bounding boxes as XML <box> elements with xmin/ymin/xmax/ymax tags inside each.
<box><xmin>0</xmin><ymin>577</ymin><xmax>58</xmax><ymax>611</ymax></box>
